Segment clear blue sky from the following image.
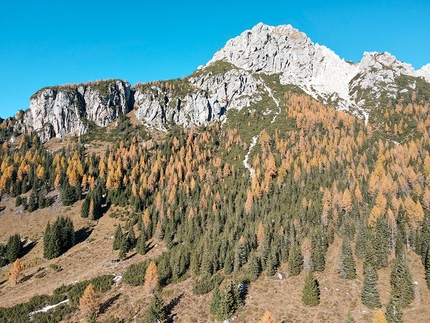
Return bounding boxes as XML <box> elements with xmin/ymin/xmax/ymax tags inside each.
<box><xmin>1</xmin><ymin>0</ymin><xmax>429</xmax><ymax>119</ymax></box>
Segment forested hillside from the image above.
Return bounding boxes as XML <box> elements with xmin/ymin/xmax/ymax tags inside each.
<box><xmin>1</xmin><ymin>75</ymin><xmax>430</xmax><ymax>323</ymax></box>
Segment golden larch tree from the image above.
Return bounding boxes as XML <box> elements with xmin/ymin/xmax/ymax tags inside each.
<box><xmin>260</xmin><ymin>310</ymin><xmax>275</xmax><ymax>323</ymax></box>
<box><xmin>144</xmin><ymin>261</ymin><xmax>159</xmax><ymax>293</ymax></box>
<box><xmin>79</xmin><ymin>283</ymin><xmax>99</xmax><ymax>316</ymax></box>
<box><xmin>8</xmin><ymin>258</ymin><xmax>24</xmax><ymax>285</ymax></box>
<box><xmin>372</xmin><ymin>309</ymin><xmax>388</xmax><ymax>323</ymax></box>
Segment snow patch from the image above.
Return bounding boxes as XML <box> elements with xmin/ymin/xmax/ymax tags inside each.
<box><xmin>29</xmin><ymin>299</ymin><xmax>69</xmax><ymax>316</ymax></box>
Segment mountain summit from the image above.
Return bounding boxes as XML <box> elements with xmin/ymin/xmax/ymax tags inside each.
<box><xmin>14</xmin><ymin>23</ymin><xmax>430</xmax><ymax>141</ymax></box>
<box><xmin>206</xmin><ymin>22</ymin><xmax>430</xmax><ymax>121</ymax></box>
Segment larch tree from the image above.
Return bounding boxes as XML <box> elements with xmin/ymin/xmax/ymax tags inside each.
<box><xmin>259</xmin><ymin>310</ymin><xmax>276</xmax><ymax>323</ymax></box>
<box><xmin>79</xmin><ymin>283</ymin><xmax>99</xmax><ymax>316</ymax></box>
<box><xmin>372</xmin><ymin>309</ymin><xmax>388</xmax><ymax>323</ymax></box>
<box><xmin>144</xmin><ymin>261</ymin><xmax>159</xmax><ymax>293</ymax></box>
<box><xmin>8</xmin><ymin>258</ymin><xmax>24</xmax><ymax>285</ymax></box>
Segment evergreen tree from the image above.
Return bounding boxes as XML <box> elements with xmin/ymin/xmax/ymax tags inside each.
<box><xmin>6</xmin><ymin>234</ymin><xmax>22</xmax><ymax>263</ymax></box>
<box><xmin>338</xmin><ymin>237</ymin><xmax>356</xmax><ymax>279</ymax></box>
<box><xmin>118</xmin><ymin>235</ymin><xmax>129</xmax><ymax>260</ymax></box>
<box><xmin>425</xmin><ymin>246</ymin><xmax>430</xmax><ymax>290</ymax></box>
<box><xmin>361</xmin><ymin>265</ymin><xmax>381</xmax><ymax>309</ymax></box>
<box><xmin>223</xmin><ymin>251</ymin><xmax>233</xmax><ymax>275</ymax></box>
<box><xmin>355</xmin><ymin>225</ymin><xmax>367</xmax><ymax>259</ymax></box>
<box><xmin>81</xmin><ymin>196</ymin><xmax>90</xmax><ymax>218</ymax></box>
<box><xmin>345</xmin><ymin>311</ymin><xmax>356</xmax><ymax>323</ymax></box>
<box><xmin>266</xmin><ymin>250</ymin><xmax>277</xmax><ymax>276</ymax></box>
<box><xmin>247</xmin><ymin>252</ymin><xmax>261</xmax><ymax>281</ymax></box>
<box><xmin>145</xmin><ymin>290</ymin><xmax>165</xmax><ymax>323</ymax></box>
<box><xmin>385</xmin><ymin>297</ymin><xmax>404</xmax><ymax>323</ymax></box>
<box><xmin>27</xmin><ymin>190</ymin><xmax>38</xmax><ymax>212</ymax></box>
<box><xmin>43</xmin><ymin>222</ymin><xmax>52</xmax><ymax>259</ymax></box>
<box><xmin>288</xmin><ymin>244</ymin><xmax>303</xmax><ymax>276</ymax></box>
<box><xmin>390</xmin><ymin>253</ymin><xmax>414</xmax><ymax>308</ymax></box>
<box><xmin>210</xmin><ymin>284</ymin><xmax>221</xmax><ymax>316</ymax></box>
<box><xmin>113</xmin><ymin>225</ymin><xmax>123</xmax><ymax>251</ymax></box>
<box><xmin>128</xmin><ymin>227</ymin><xmax>137</xmax><ymax>249</ymax></box>
<box><xmin>302</xmin><ymin>271</ymin><xmax>320</xmax><ymax>306</ymax></box>
<box><xmin>233</xmin><ymin>236</ymin><xmax>247</xmax><ymax>272</ymax></box>
<box><xmin>313</xmin><ymin>239</ymin><xmax>325</xmax><ymax>272</ymax></box>
<box><xmin>136</xmin><ymin>229</ymin><xmax>147</xmax><ymax>255</ymax></box>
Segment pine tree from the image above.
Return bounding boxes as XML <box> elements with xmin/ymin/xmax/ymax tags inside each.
<box><xmin>247</xmin><ymin>252</ymin><xmax>261</xmax><ymax>281</ymax></box>
<box><xmin>313</xmin><ymin>239</ymin><xmax>325</xmax><ymax>272</ymax></box>
<box><xmin>113</xmin><ymin>225</ymin><xmax>123</xmax><ymax>251</ymax></box>
<box><xmin>8</xmin><ymin>258</ymin><xmax>24</xmax><ymax>285</ymax></box>
<box><xmin>385</xmin><ymin>297</ymin><xmax>404</xmax><ymax>323</ymax></box>
<box><xmin>118</xmin><ymin>235</ymin><xmax>129</xmax><ymax>260</ymax></box>
<box><xmin>6</xmin><ymin>234</ymin><xmax>22</xmax><ymax>263</ymax></box>
<box><xmin>128</xmin><ymin>227</ymin><xmax>136</xmax><ymax>249</ymax></box>
<box><xmin>145</xmin><ymin>290</ymin><xmax>165</xmax><ymax>323</ymax></box>
<box><xmin>136</xmin><ymin>229</ymin><xmax>147</xmax><ymax>255</ymax></box>
<box><xmin>210</xmin><ymin>284</ymin><xmax>221</xmax><ymax>316</ymax></box>
<box><xmin>144</xmin><ymin>261</ymin><xmax>159</xmax><ymax>293</ymax></box>
<box><xmin>390</xmin><ymin>237</ymin><xmax>414</xmax><ymax>308</ymax></box>
<box><xmin>27</xmin><ymin>190</ymin><xmax>38</xmax><ymax>212</ymax></box>
<box><xmin>234</xmin><ymin>236</ymin><xmax>247</xmax><ymax>272</ymax></box>
<box><xmin>81</xmin><ymin>195</ymin><xmax>90</xmax><ymax>218</ymax></box>
<box><xmin>361</xmin><ymin>265</ymin><xmax>381</xmax><ymax>309</ymax></box>
<box><xmin>338</xmin><ymin>237</ymin><xmax>356</xmax><ymax>279</ymax></box>
<box><xmin>288</xmin><ymin>244</ymin><xmax>303</xmax><ymax>276</ymax></box>
<box><xmin>302</xmin><ymin>271</ymin><xmax>320</xmax><ymax>306</ymax></box>
<box><xmin>79</xmin><ymin>283</ymin><xmax>99</xmax><ymax>316</ymax></box>
<box><xmin>345</xmin><ymin>311</ymin><xmax>356</xmax><ymax>323</ymax></box>
<box><xmin>425</xmin><ymin>247</ymin><xmax>430</xmax><ymax>289</ymax></box>
<box><xmin>259</xmin><ymin>310</ymin><xmax>275</xmax><ymax>323</ymax></box>
<box><xmin>43</xmin><ymin>222</ymin><xmax>52</xmax><ymax>259</ymax></box>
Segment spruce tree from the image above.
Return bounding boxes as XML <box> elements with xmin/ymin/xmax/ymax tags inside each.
<box><xmin>345</xmin><ymin>311</ymin><xmax>356</xmax><ymax>323</ymax></box>
<box><xmin>390</xmin><ymin>238</ymin><xmax>414</xmax><ymax>308</ymax></box>
<box><xmin>210</xmin><ymin>284</ymin><xmax>221</xmax><ymax>316</ymax></box>
<box><xmin>288</xmin><ymin>244</ymin><xmax>303</xmax><ymax>276</ymax></box>
<box><xmin>302</xmin><ymin>271</ymin><xmax>320</xmax><ymax>306</ymax></box>
<box><xmin>266</xmin><ymin>251</ymin><xmax>277</xmax><ymax>276</ymax></box>
<box><xmin>313</xmin><ymin>239</ymin><xmax>325</xmax><ymax>272</ymax></box>
<box><xmin>113</xmin><ymin>225</ymin><xmax>123</xmax><ymax>250</ymax></box>
<box><xmin>81</xmin><ymin>196</ymin><xmax>90</xmax><ymax>218</ymax></box>
<box><xmin>145</xmin><ymin>290</ymin><xmax>165</xmax><ymax>323</ymax></box>
<box><xmin>223</xmin><ymin>251</ymin><xmax>233</xmax><ymax>275</ymax></box>
<box><xmin>361</xmin><ymin>265</ymin><xmax>381</xmax><ymax>309</ymax></box>
<box><xmin>385</xmin><ymin>297</ymin><xmax>404</xmax><ymax>323</ymax></box>
<box><xmin>27</xmin><ymin>190</ymin><xmax>38</xmax><ymax>212</ymax></box>
<box><xmin>6</xmin><ymin>234</ymin><xmax>22</xmax><ymax>263</ymax></box>
<box><xmin>128</xmin><ymin>227</ymin><xmax>136</xmax><ymax>249</ymax></box>
<box><xmin>136</xmin><ymin>229</ymin><xmax>147</xmax><ymax>255</ymax></box>
<box><xmin>43</xmin><ymin>222</ymin><xmax>52</xmax><ymax>259</ymax></box>
<box><xmin>425</xmin><ymin>247</ymin><xmax>430</xmax><ymax>289</ymax></box>
<box><xmin>118</xmin><ymin>235</ymin><xmax>129</xmax><ymax>260</ymax></box>
<box><xmin>247</xmin><ymin>252</ymin><xmax>261</xmax><ymax>281</ymax></box>
<box><xmin>338</xmin><ymin>237</ymin><xmax>356</xmax><ymax>279</ymax></box>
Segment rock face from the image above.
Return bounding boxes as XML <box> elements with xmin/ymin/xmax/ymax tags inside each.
<box><xmin>133</xmin><ymin>67</ymin><xmax>262</xmax><ymax>130</ymax></box>
<box><xmin>206</xmin><ymin>22</ymin><xmax>430</xmax><ymax>120</ymax></box>
<box><xmin>23</xmin><ymin>23</ymin><xmax>430</xmax><ymax>140</ymax></box>
<box><xmin>26</xmin><ymin>80</ymin><xmax>131</xmax><ymax>142</ymax></box>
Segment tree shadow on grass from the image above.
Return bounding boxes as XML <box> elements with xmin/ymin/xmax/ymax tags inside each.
<box><xmin>21</xmin><ymin>241</ymin><xmax>37</xmax><ymax>258</ymax></box>
<box><xmin>100</xmin><ymin>293</ymin><xmax>122</xmax><ymax>314</ymax></box>
<box><xmin>74</xmin><ymin>227</ymin><xmax>93</xmax><ymax>244</ymax></box>
<box><xmin>164</xmin><ymin>293</ymin><xmax>184</xmax><ymax>323</ymax></box>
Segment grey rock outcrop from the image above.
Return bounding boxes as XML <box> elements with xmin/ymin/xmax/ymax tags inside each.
<box><xmin>133</xmin><ymin>67</ymin><xmax>262</xmax><ymax>130</ymax></box>
<box><xmin>26</xmin><ymin>80</ymin><xmax>131</xmax><ymax>142</ymax></box>
<box><xmin>206</xmin><ymin>22</ymin><xmax>430</xmax><ymax>121</ymax></box>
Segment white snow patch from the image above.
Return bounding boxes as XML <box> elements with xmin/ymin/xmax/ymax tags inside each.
<box><xmin>29</xmin><ymin>299</ymin><xmax>69</xmax><ymax>316</ymax></box>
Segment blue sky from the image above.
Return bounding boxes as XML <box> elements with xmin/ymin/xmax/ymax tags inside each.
<box><xmin>1</xmin><ymin>0</ymin><xmax>429</xmax><ymax>119</ymax></box>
